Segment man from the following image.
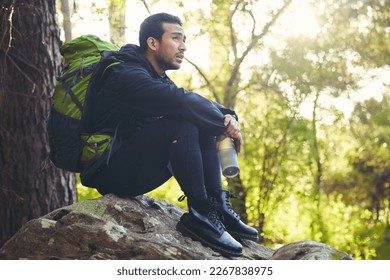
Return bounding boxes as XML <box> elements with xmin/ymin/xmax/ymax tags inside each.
<box><xmin>81</xmin><ymin>13</ymin><xmax>258</xmax><ymax>257</ymax></box>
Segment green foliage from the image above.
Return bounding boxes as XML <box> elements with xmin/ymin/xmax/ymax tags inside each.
<box><xmin>262</xmin><ymin>191</ymin><xmax>384</xmax><ymax>259</ymax></box>
<box><xmin>376</xmin><ymin>226</ymin><xmax>390</xmax><ymax>260</ymax></box>
<box><xmin>75</xmin><ymin>173</ymin><xmax>185</xmax><ymax>208</ymax></box>
<box><xmin>76</xmin><ymin>174</ymin><xmax>102</xmax><ymax>201</ymax></box>
<box><xmin>147</xmin><ymin>177</ymin><xmax>187</xmax><ymax>210</ymax></box>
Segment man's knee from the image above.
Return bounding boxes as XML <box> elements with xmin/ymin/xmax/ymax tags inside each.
<box><xmin>168</xmin><ymin>118</ymin><xmax>199</xmax><ymax>139</ymax></box>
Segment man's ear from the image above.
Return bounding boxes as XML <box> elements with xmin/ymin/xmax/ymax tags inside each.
<box><xmin>147</xmin><ymin>37</ymin><xmax>159</xmax><ymax>51</ymax></box>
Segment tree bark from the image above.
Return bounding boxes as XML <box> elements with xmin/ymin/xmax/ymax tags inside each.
<box><xmin>0</xmin><ymin>0</ymin><xmax>76</xmax><ymax>247</ymax></box>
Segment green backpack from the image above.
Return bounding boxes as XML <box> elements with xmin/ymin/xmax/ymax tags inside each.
<box><xmin>47</xmin><ymin>35</ymin><xmax>120</xmax><ymax>172</ymax></box>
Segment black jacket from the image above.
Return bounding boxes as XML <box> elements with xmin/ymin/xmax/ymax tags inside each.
<box><xmin>83</xmin><ymin>44</ymin><xmax>237</xmax><ymax>139</ymax></box>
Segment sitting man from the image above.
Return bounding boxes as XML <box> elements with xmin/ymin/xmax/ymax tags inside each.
<box><xmin>81</xmin><ymin>13</ymin><xmax>258</xmax><ymax>257</ymax></box>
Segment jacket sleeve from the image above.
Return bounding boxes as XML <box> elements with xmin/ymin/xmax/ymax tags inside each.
<box><xmin>105</xmin><ymin>64</ymin><xmax>228</xmax><ymax>136</ymax></box>
<box><xmin>211</xmin><ymin>100</ymin><xmax>238</xmax><ymax>120</ymax></box>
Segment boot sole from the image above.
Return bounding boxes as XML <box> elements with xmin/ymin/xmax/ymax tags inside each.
<box><xmin>176</xmin><ymin>220</ymin><xmax>243</xmax><ymax>258</ymax></box>
<box><xmin>228</xmin><ymin>230</ymin><xmax>259</xmax><ymax>242</ymax></box>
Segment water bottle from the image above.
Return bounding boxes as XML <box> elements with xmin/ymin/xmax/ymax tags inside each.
<box><xmin>218</xmin><ymin>137</ymin><xmax>239</xmax><ymax>178</ymax></box>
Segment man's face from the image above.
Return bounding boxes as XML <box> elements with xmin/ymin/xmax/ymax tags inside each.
<box><xmin>154</xmin><ymin>22</ymin><xmax>187</xmax><ymax>72</ymax></box>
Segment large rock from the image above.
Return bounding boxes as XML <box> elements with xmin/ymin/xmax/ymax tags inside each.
<box><xmin>270</xmin><ymin>240</ymin><xmax>353</xmax><ymax>260</ymax></box>
<box><xmin>0</xmin><ymin>194</ymin><xmax>352</xmax><ymax>260</ymax></box>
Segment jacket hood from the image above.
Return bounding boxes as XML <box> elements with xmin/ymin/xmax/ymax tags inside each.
<box><xmin>117</xmin><ymin>44</ymin><xmax>159</xmax><ymax>77</ymax></box>
<box><xmin>115</xmin><ymin>44</ymin><xmax>142</xmax><ymax>63</ymax></box>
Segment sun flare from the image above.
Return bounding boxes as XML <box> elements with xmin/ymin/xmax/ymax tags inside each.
<box><xmin>281</xmin><ymin>4</ymin><xmax>321</xmax><ymax>38</ymax></box>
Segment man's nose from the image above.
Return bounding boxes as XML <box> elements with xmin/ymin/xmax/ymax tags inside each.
<box><xmin>180</xmin><ymin>41</ymin><xmax>187</xmax><ymax>52</ymax></box>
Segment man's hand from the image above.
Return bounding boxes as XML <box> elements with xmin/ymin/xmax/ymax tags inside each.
<box><xmin>224</xmin><ymin>114</ymin><xmax>240</xmax><ymax>138</ymax></box>
<box><xmin>216</xmin><ymin>114</ymin><xmax>243</xmax><ymax>153</ymax></box>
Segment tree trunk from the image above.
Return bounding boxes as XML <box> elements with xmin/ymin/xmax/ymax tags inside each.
<box><xmin>209</xmin><ymin>0</ymin><xmax>251</xmax><ymax>225</ymax></box>
<box><xmin>227</xmin><ymin>175</ymin><xmax>248</xmax><ymax>223</ymax></box>
<box><xmin>108</xmin><ymin>0</ymin><xmax>126</xmax><ymax>46</ymax></box>
<box><xmin>210</xmin><ymin>0</ymin><xmax>232</xmax><ymax>104</ymax></box>
<box><xmin>309</xmin><ymin>90</ymin><xmax>326</xmax><ymax>242</ymax></box>
<box><xmin>60</xmin><ymin>0</ymin><xmax>73</xmax><ymax>42</ymax></box>
<box><xmin>0</xmin><ymin>0</ymin><xmax>76</xmax><ymax>247</ymax></box>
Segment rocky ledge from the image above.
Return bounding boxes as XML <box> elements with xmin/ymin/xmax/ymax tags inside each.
<box><xmin>0</xmin><ymin>194</ymin><xmax>352</xmax><ymax>260</ymax></box>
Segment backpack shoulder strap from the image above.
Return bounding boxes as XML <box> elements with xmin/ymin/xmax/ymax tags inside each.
<box><xmin>82</xmin><ymin>51</ymin><xmax>121</xmax><ymax>131</ymax></box>
<box><xmin>88</xmin><ymin>51</ymin><xmax>120</xmax><ymax>93</ymax></box>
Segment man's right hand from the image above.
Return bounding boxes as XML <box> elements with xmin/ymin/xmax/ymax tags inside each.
<box><xmin>218</xmin><ymin>114</ymin><xmax>243</xmax><ymax>153</ymax></box>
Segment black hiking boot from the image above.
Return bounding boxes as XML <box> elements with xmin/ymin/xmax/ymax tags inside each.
<box><xmin>176</xmin><ymin>198</ymin><xmax>243</xmax><ymax>257</ymax></box>
<box><xmin>210</xmin><ymin>190</ymin><xmax>259</xmax><ymax>241</ymax></box>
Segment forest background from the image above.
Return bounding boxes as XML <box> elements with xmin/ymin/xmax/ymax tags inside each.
<box><xmin>1</xmin><ymin>0</ymin><xmax>389</xmax><ymax>260</ymax></box>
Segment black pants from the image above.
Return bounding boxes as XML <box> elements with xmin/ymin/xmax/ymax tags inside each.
<box><xmin>81</xmin><ymin>117</ymin><xmax>223</xmax><ymax>201</ymax></box>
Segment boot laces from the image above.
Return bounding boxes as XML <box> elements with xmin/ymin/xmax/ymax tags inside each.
<box><xmin>208</xmin><ymin>197</ymin><xmax>225</xmax><ymax>231</ymax></box>
<box><xmin>177</xmin><ymin>194</ymin><xmax>225</xmax><ymax>231</ymax></box>
<box><xmin>224</xmin><ymin>191</ymin><xmax>240</xmax><ymax>219</ymax></box>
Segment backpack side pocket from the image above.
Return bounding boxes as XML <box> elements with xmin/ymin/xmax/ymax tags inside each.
<box><xmin>80</xmin><ymin>134</ymin><xmax>112</xmax><ymax>163</ymax></box>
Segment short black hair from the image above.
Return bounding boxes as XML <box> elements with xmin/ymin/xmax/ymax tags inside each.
<box><xmin>139</xmin><ymin>13</ymin><xmax>182</xmax><ymax>53</ymax></box>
